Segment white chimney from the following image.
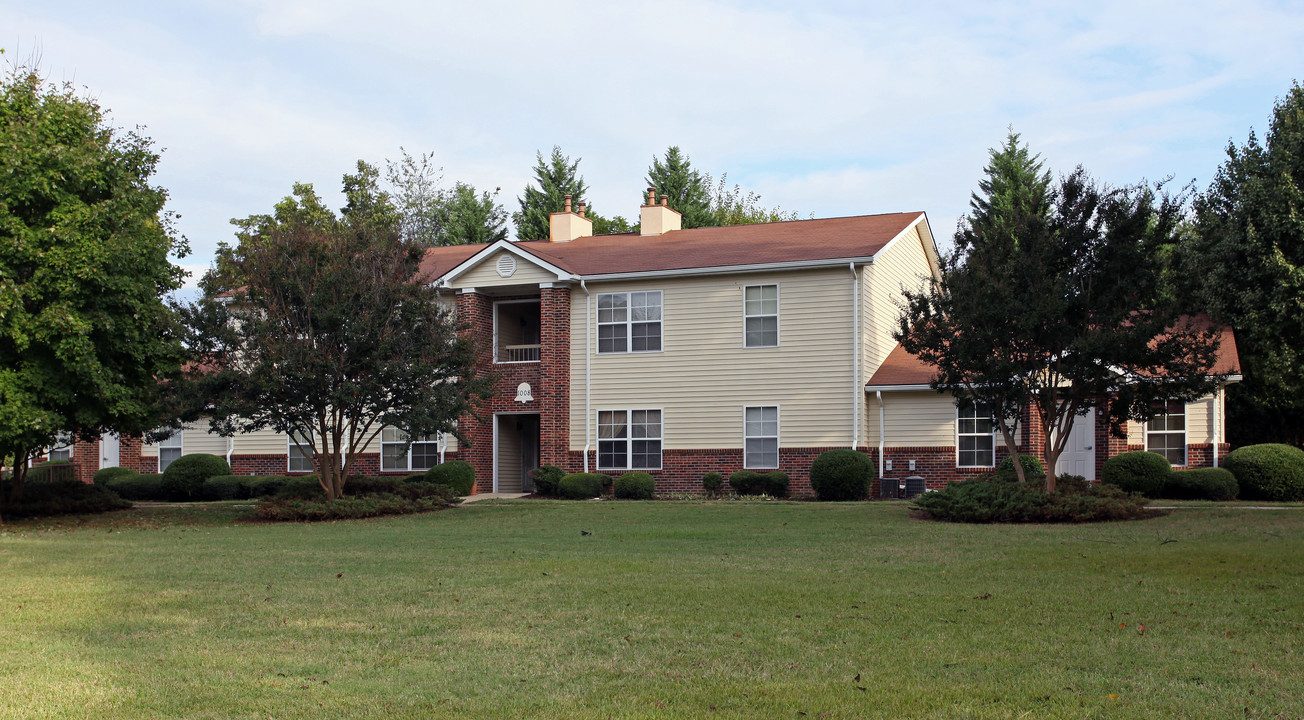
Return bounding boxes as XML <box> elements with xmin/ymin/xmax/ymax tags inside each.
<box><xmin>549</xmin><ymin>193</ymin><xmax>593</xmax><ymax>242</ymax></box>
<box><xmin>640</xmin><ymin>187</ymin><xmax>681</xmax><ymax>236</ymax></box>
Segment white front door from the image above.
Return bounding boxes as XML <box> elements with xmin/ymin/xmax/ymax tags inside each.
<box><xmin>100</xmin><ymin>432</ymin><xmax>120</xmax><ymax>469</ymax></box>
<box><xmin>1054</xmin><ymin>409</ymin><xmax>1095</xmax><ymax>481</ymax></box>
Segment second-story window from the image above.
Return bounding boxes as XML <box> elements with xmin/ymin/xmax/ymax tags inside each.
<box><xmin>744</xmin><ymin>284</ymin><xmax>779</xmax><ymax>347</ymax></box>
<box><xmin>598</xmin><ymin>291</ymin><xmax>662</xmax><ymax>353</ymax></box>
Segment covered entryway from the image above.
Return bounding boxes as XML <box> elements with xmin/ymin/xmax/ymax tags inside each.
<box><xmin>1054</xmin><ymin>408</ymin><xmax>1096</xmax><ymax>481</ymax></box>
<box><xmin>494</xmin><ymin>413</ymin><xmax>540</xmax><ymax>493</ymax></box>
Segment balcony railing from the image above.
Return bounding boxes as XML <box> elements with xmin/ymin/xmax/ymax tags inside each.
<box><xmin>499</xmin><ymin>344</ymin><xmax>541</xmax><ymax>363</ymax></box>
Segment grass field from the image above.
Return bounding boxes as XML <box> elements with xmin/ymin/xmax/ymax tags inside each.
<box><xmin>1</xmin><ymin>500</ymin><xmax>1301</xmax><ymax>719</ymax></box>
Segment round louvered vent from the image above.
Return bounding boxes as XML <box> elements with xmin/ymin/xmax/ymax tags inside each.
<box><xmin>496</xmin><ymin>254</ymin><xmax>517</xmax><ymax>278</ymax></box>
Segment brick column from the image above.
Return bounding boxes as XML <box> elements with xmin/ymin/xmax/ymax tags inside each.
<box><xmin>457</xmin><ymin>290</ymin><xmax>497</xmax><ymax>493</ymax></box>
<box><xmin>539</xmin><ymin>286</ymin><xmax>572</xmax><ymax>471</ymax></box>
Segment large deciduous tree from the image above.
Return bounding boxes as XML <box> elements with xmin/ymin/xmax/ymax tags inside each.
<box><xmin>706</xmin><ymin>173</ymin><xmax>804</xmax><ymax>225</ymax></box>
<box><xmin>183</xmin><ymin>177</ymin><xmax>489</xmax><ymax>500</ymax></box>
<box><xmin>644</xmin><ymin>146</ymin><xmax>717</xmax><ymax>229</ymax></box>
<box><xmin>896</xmin><ymin>133</ymin><xmax>1224</xmax><ymax>490</ymax></box>
<box><xmin>0</xmin><ymin>65</ymin><xmax>188</xmax><ymax>507</ymax></box>
<box><xmin>1173</xmin><ymin>82</ymin><xmax>1304</xmax><ymax>447</ymax></box>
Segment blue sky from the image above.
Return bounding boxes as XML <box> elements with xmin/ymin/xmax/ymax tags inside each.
<box><xmin>6</xmin><ymin>1</ymin><xmax>1304</xmax><ymax>293</ymax></box>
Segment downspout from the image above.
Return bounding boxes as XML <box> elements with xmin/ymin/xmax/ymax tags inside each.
<box><xmin>876</xmin><ymin>391</ymin><xmax>885</xmax><ymax>480</ymax></box>
<box><xmin>438</xmin><ymin>433</ymin><xmax>446</xmax><ymax>465</ymax></box>
<box><xmin>850</xmin><ymin>262</ymin><xmax>860</xmax><ymax>450</ymax></box>
<box><xmin>581</xmin><ymin>279</ymin><xmax>592</xmax><ymax>473</ymax></box>
<box><xmin>226</xmin><ymin>435</ymin><xmax>234</xmax><ymax>470</ymax></box>
<box><xmin>1212</xmin><ymin>384</ymin><xmax>1221</xmax><ymax>467</ymax></box>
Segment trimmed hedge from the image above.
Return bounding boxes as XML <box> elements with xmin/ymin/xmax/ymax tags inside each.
<box><xmin>702</xmin><ymin>472</ymin><xmax>724</xmax><ymax>493</ymax></box>
<box><xmin>558</xmin><ymin>473</ymin><xmax>606</xmax><ymax>499</ymax></box>
<box><xmin>1101</xmin><ymin>451</ymin><xmax>1171</xmax><ymax>498</ymax></box>
<box><xmin>27</xmin><ymin>461</ymin><xmax>75</xmax><ymax>484</ymax></box>
<box><xmin>995</xmin><ymin>454</ymin><xmax>1045</xmax><ymax>483</ymax></box>
<box><xmin>93</xmin><ymin>467</ymin><xmax>139</xmax><ymax>485</ymax></box>
<box><xmin>0</xmin><ymin>479</ymin><xmax>130</xmax><ymax>518</ymax></box>
<box><xmin>255</xmin><ymin>482</ymin><xmax>456</xmax><ymax>521</ymax></box>
<box><xmin>103</xmin><ymin>473</ymin><xmax>166</xmax><ymax>501</ymax></box>
<box><xmin>1224</xmin><ymin>444</ymin><xmax>1304</xmax><ymax>501</ymax></box>
<box><xmin>912</xmin><ymin>475</ymin><xmax>1152</xmax><ymax>523</ymax></box>
<box><xmin>530</xmin><ymin>465</ymin><xmax>565</xmax><ymax>496</ymax></box>
<box><xmin>809</xmin><ymin>449</ymin><xmax>874</xmax><ymax>501</ymax></box>
<box><xmin>161</xmin><ymin>453</ymin><xmax>231</xmax><ymax>501</ymax></box>
<box><xmin>614</xmin><ymin>471</ymin><xmax>655</xmax><ymax>499</ymax></box>
<box><xmin>426</xmin><ymin>460</ymin><xmax>476</xmax><ymax>496</ymax></box>
<box><xmin>1164</xmin><ymin>467</ymin><xmax>1238</xmax><ymax>501</ymax></box>
<box><xmin>728</xmin><ymin>470</ymin><xmax>789</xmax><ymax>497</ymax></box>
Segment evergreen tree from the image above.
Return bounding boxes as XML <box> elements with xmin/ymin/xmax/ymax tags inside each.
<box><xmin>441</xmin><ymin>182</ymin><xmax>508</xmax><ymax>245</ymax></box>
<box><xmin>644</xmin><ymin>146</ymin><xmax>716</xmax><ymax>228</ymax></box>
<box><xmin>1174</xmin><ymin>82</ymin><xmax>1304</xmax><ymax>447</ymax></box>
<box><xmin>513</xmin><ymin>146</ymin><xmax>588</xmax><ymax>241</ymax></box>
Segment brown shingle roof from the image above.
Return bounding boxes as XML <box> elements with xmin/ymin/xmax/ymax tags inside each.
<box><xmin>423</xmin><ymin>212</ymin><xmax>926</xmax><ymax>280</ymax></box>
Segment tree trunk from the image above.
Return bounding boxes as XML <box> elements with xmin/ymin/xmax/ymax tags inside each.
<box><xmin>7</xmin><ymin>447</ymin><xmax>32</xmax><ymax>505</ymax></box>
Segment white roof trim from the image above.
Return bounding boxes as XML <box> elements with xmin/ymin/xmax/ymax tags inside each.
<box><xmin>870</xmin><ymin>213</ymin><xmax>938</xmax><ymax>271</ymax></box>
<box><xmin>436</xmin><ymin>240</ymin><xmax>572</xmax><ymax>286</ymax></box>
<box><xmin>578</xmin><ymin>256</ymin><xmax>879</xmax><ymax>282</ymax></box>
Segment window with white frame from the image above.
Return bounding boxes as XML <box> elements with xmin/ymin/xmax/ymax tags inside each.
<box><xmin>597</xmin><ymin>291</ymin><xmax>662</xmax><ymax>353</ymax></box>
<box><xmin>49</xmin><ymin>432</ymin><xmax>74</xmax><ymax>462</ymax></box>
<box><xmin>158</xmin><ymin>429</ymin><xmax>183</xmax><ymax>472</ymax></box>
<box><xmin>288</xmin><ymin>428</ymin><xmax>314</xmax><ymax>473</ymax></box>
<box><xmin>743</xmin><ymin>284</ymin><xmax>779</xmax><ymax>348</ymax></box>
<box><xmin>381</xmin><ymin>427</ymin><xmax>440</xmax><ymax>472</ymax></box>
<box><xmin>1146</xmin><ymin>400</ymin><xmax>1187</xmax><ymax>466</ymax></box>
<box><xmin>597</xmin><ymin>409</ymin><xmax>662</xmax><ymax>470</ymax></box>
<box><xmin>957</xmin><ymin>400</ymin><xmax>996</xmax><ymax>467</ymax></box>
<box><xmin>744</xmin><ymin>406</ymin><xmax>779</xmax><ymax>469</ymax></box>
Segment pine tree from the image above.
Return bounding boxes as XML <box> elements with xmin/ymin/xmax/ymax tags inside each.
<box><xmin>513</xmin><ymin>146</ymin><xmax>588</xmax><ymax>241</ymax></box>
<box><xmin>644</xmin><ymin>146</ymin><xmax>716</xmax><ymax>228</ymax></box>
<box><xmin>441</xmin><ymin>182</ymin><xmax>508</xmax><ymax>245</ymax></box>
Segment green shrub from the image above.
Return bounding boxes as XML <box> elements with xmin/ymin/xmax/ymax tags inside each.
<box><xmin>401</xmin><ymin>473</ymin><xmax>428</xmax><ymax>483</ymax></box>
<box><xmin>614</xmin><ymin>471</ymin><xmax>656</xmax><ymax>499</ymax></box>
<box><xmin>702</xmin><ymin>472</ymin><xmax>724</xmax><ymax>493</ymax></box>
<box><xmin>0</xmin><ymin>479</ymin><xmax>130</xmax><ymax>518</ymax></box>
<box><xmin>1055</xmin><ymin>474</ymin><xmax>1091</xmax><ymax>493</ymax></box>
<box><xmin>27</xmin><ymin>461</ymin><xmax>75</xmax><ymax>484</ymax></box>
<box><xmin>425</xmin><ymin>460</ymin><xmax>476</xmax><ymax>496</ymax></box>
<box><xmin>761</xmin><ymin>471</ymin><xmax>790</xmax><ymax>498</ymax></box>
<box><xmin>995</xmin><ymin>454</ymin><xmax>1046</xmax><ymax>483</ymax></box>
<box><xmin>911</xmin><ymin>475</ymin><xmax>1151</xmax><ymax>523</ymax></box>
<box><xmin>529</xmin><ymin>465</ymin><xmax>565</xmax><ymax>496</ymax></box>
<box><xmin>103</xmin><ymin>473</ymin><xmax>166</xmax><ymax>501</ymax></box>
<box><xmin>1101</xmin><ymin>451</ymin><xmax>1171</xmax><ymax>497</ymax></box>
<box><xmin>244</xmin><ymin>476</ymin><xmax>292</xmax><ymax>497</ymax></box>
<box><xmin>558</xmin><ymin>473</ymin><xmax>606</xmax><ymax>499</ymax></box>
<box><xmin>1224</xmin><ymin>444</ymin><xmax>1304</xmax><ymax>501</ymax></box>
<box><xmin>275</xmin><ymin>475</ymin><xmax>326</xmax><ymax>500</ymax></box>
<box><xmin>160</xmin><ymin>453</ymin><xmax>231</xmax><ymax>501</ymax></box>
<box><xmin>809</xmin><ymin>449</ymin><xmax>874</xmax><ymax>501</ymax></box>
<box><xmin>200</xmin><ymin>475</ymin><xmax>250</xmax><ymax>500</ymax></box>
<box><xmin>93</xmin><ymin>467</ymin><xmax>139</xmax><ymax>485</ymax></box>
<box><xmin>728</xmin><ymin>470</ymin><xmax>761</xmax><ymax>495</ymax></box>
<box><xmin>1164</xmin><ymin>467</ymin><xmax>1239</xmax><ymax>501</ymax></box>
<box><xmin>255</xmin><ymin>483</ymin><xmax>456</xmax><ymax>521</ymax></box>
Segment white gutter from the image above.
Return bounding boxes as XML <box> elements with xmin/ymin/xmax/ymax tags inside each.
<box><xmin>581</xmin><ymin>279</ymin><xmax>592</xmax><ymax>473</ymax></box>
<box><xmin>577</xmin><ymin>256</ymin><xmax>881</xmax><ymax>282</ymax></box>
<box><xmin>876</xmin><ymin>391</ymin><xmax>885</xmax><ymax>480</ymax></box>
<box><xmin>226</xmin><ymin>435</ymin><xmax>234</xmax><ymax>468</ymax></box>
<box><xmin>438</xmin><ymin>432</ymin><xmax>446</xmax><ymax>465</ymax></box>
<box><xmin>850</xmin><ymin>262</ymin><xmax>860</xmax><ymax>450</ymax></box>
<box><xmin>1212</xmin><ymin>384</ymin><xmax>1222</xmax><ymax>467</ymax></box>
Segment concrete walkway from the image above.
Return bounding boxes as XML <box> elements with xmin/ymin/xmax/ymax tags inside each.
<box><xmin>459</xmin><ymin>493</ymin><xmax>530</xmax><ymax>504</ymax></box>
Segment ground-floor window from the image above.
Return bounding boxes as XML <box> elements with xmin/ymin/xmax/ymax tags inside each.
<box><xmin>1146</xmin><ymin>400</ymin><xmax>1187</xmax><ymax>465</ymax></box>
<box><xmin>957</xmin><ymin>399</ymin><xmax>996</xmax><ymax>468</ymax></box>
<box><xmin>744</xmin><ymin>406</ymin><xmax>779</xmax><ymax>468</ymax></box>
<box><xmin>598</xmin><ymin>409</ymin><xmax>662</xmax><ymax>470</ymax></box>
<box><xmin>288</xmin><ymin>428</ymin><xmax>314</xmax><ymax>473</ymax></box>
<box><xmin>48</xmin><ymin>432</ymin><xmax>74</xmax><ymax>462</ymax></box>
<box><xmin>381</xmin><ymin>427</ymin><xmax>440</xmax><ymax>472</ymax></box>
<box><xmin>158</xmin><ymin>429</ymin><xmax>183</xmax><ymax>472</ymax></box>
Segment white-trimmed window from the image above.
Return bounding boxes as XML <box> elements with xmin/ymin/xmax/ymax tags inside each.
<box><xmin>598</xmin><ymin>291</ymin><xmax>662</xmax><ymax>353</ymax></box>
<box><xmin>744</xmin><ymin>406</ymin><xmax>779</xmax><ymax>469</ymax></box>
<box><xmin>288</xmin><ymin>428</ymin><xmax>314</xmax><ymax>473</ymax></box>
<box><xmin>158</xmin><ymin>429</ymin><xmax>183</xmax><ymax>473</ymax></box>
<box><xmin>49</xmin><ymin>432</ymin><xmax>74</xmax><ymax>462</ymax></box>
<box><xmin>956</xmin><ymin>400</ymin><xmax>996</xmax><ymax>468</ymax></box>
<box><xmin>381</xmin><ymin>427</ymin><xmax>440</xmax><ymax>472</ymax></box>
<box><xmin>744</xmin><ymin>285</ymin><xmax>779</xmax><ymax>348</ymax></box>
<box><xmin>1147</xmin><ymin>400</ymin><xmax>1187</xmax><ymax>466</ymax></box>
<box><xmin>597</xmin><ymin>409</ymin><xmax>662</xmax><ymax>470</ymax></box>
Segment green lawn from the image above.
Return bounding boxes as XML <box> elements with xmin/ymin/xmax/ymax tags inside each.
<box><xmin>1</xmin><ymin>500</ymin><xmax>1301</xmax><ymax>719</ymax></box>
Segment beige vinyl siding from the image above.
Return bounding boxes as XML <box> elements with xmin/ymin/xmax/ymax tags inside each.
<box><xmin>356</xmin><ymin>430</ymin><xmax>459</xmax><ymax>455</ymax></box>
<box><xmin>496</xmin><ymin>418</ymin><xmax>523</xmax><ymax>492</ymax></box>
<box><xmin>453</xmin><ymin>251</ymin><xmax>556</xmax><ymax>289</ymax></box>
<box><xmin>141</xmin><ymin>421</ymin><xmax>228</xmax><ymax>457</ymax></box>
<box><xmin>862</xmin><ymin>226</ymin><xmax>936</xmax><ymax>378</ymax></box>
<box><xmin>864</xmin><ymin>391</ymin><xmax>957</xmax><ymax>448</ymax></box>
<box><xmin>1127</xmin><ymin>394</ymin><xmax>1220</xmax><ymax>450</ymax></box>
<box><xmin>570</xmin><ymin>268</ymin><xmax>856</xmax><ymax>450</ymax></box>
